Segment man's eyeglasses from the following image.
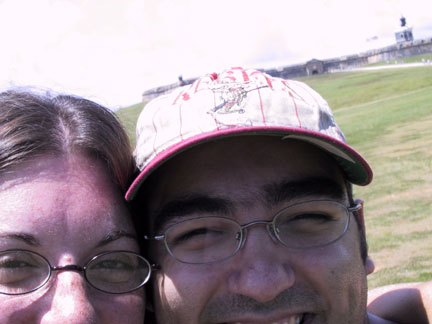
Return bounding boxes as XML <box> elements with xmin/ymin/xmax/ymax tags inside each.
<box><xmin>0</xmin><ymin>250</ymin><xmax>152</xmax><ymax>295</ymax></box>
<box><xmin>145</xmin><ymin>200</ymin><xmax>361</xmax><ymax>265</ymax></box>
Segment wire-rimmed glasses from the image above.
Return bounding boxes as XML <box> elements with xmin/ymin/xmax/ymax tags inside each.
<box><xmin>0</xmin><ymin>250</ymin><xmax>152</xmax><ymax>295</ymax></box>
<box><xmin>145</xmin><ymin>200</ymin><xmax>361</xmax><ymax>264</ymax></box>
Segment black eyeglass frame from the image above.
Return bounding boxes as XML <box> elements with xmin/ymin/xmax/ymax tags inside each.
<box><xmin>145</xmin><ymin>200</ymin><xmax>362</xmax><ymax>265</ymax></box>
<box><xmin>0</xmin><ymin>250</ymin><xmax>153</xmax><ymax>295</ymax></box>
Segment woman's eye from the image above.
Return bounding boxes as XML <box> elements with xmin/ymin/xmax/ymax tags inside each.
<box><xmin>0</xmin><ymin>259</ymin><xmax>40</xmax><ymax>285</ymax></box>
<box><xmin>92</xmin><ymin>260</ymin><xmax>133</xmax><ymax>270</ymax></box>
<box><xmin>0</xmin><ymin>258</ymin><xmax>37</xmax><ymax>269</ymax></box>
<box><xmin>88</xmin><ymin>257</ymin><xmax>138</xmax><ymax>284</ymax></box>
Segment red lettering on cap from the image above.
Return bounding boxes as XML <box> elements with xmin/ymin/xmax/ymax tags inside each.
<box><xmin>209</xmin><ymin>73</ymin><xmax>218</xmax><ymax>80</ymax></box>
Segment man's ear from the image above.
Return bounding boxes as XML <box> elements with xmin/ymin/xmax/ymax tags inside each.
<box><xmin>365</xmin><ymin>256</ymin><xmax>375</xmax><ymax>275</ymax></box>
<box><xmin>354</xmin><ymin>199</ymin><xmax>375</xmax><ymax>275</ymax></box>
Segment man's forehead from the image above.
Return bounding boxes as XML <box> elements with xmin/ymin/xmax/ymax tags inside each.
<box><xmin>147</xmin><ymin>136</ymin><xmax>346</xmax><ymax>187</ymax></box>
<box><xmin>148</xmin><ymin>176</ymin><xmax>347</xmax><ymax>231</ymax></box>
<box><xmin>142</xmin><ymin>136</ymin><xmax>348</xmax><ymax>228</ymax></box>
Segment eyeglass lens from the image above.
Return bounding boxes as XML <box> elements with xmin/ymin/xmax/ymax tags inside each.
<box><xmin>86</xmin><ymin>251</ymin><xmax>151</xmax><ymax>293</ymax></box>
<box><xmin>0</xmin><ymin>250</ymin><xmax>150</xmax><ymax>295</ymax></box>
<box><xmin>0</xmin><ymin>250</ymin><xmax>50</xmax><ymax>295</ymax></box>
<box><xmin>163</xmin><ymin>200</ymin><xmax>350</xmax><ymax>264</ymax></box>
<box><xmin>166</xmin><ymin>216</ymin><xmax>242</xmax><ymax>264</ymax></box>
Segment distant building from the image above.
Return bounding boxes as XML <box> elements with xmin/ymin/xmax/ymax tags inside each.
<box><xmin>395</xmin><ymin>27</ymin><xmax>413</xmax><ymax>43</ymax></box>
<box><xmin>142</xmin><ymin>35</ymin><xmax>432</xmax><ymax>102</ymax></box>
<box><xmin>305</xmin><ymin>59</ymin><xmax>325</xmax><ymax>75</ymax></box>
<box><xmin>395</xmin><ymin>16</ymin><xmax>413</xmax><ymax>43</ymax></box>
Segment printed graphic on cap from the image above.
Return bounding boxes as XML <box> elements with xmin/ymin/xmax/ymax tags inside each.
<box><xmin>208</xmin><ymin>81</ymin><xmax>268</xmax><ymax>116</ymax></box>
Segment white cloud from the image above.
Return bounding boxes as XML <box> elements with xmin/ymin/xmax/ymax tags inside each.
<box><xmin>0</xmin><ymin>0</ymin><xmax>431</xmax><ymax>108</ymax></box>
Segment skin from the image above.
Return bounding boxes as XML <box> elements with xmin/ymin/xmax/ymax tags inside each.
<box><xmin>143</xmin><ymin>136</ymin><xmax>381</xmax><ymax>324</ymax></box>
<box><xmin>0</xmin><ymin>154</ymin><xmax>145</xmax><ymax>324</ymax></box>
<box><xmin>368</xmin><ymin>282</ymin><xmax>432</xmax><ymax>324</ymax></box>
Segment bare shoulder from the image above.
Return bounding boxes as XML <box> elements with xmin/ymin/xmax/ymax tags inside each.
<box><xmin>367</xmin><ymin>313</ymin><xmax>398</xmax><ymax>324</ymax></box>
<box><xmin>368</xmin><ymin>281</ymin><xmax>431</xmax><ymax>303</ymax></box>
<box><xmin>368</xmin><ymin>281</ymin><xmax>431</xmax><ymax>324</ymax></box>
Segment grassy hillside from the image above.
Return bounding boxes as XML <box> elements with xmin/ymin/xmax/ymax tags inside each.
<box><xmin>298</xmin><ymin>66</ymin><xmax>432</xmax><ymax>287</ymax></box>
<box><xmin>118</xmin><ymin>66</ymin><xmax>432</xmax><ymax>288</ymax></box>
<box><xmin>116</xmin><ymin>101</ymin><xmax>146</xmax><ymax>147</ymax></box>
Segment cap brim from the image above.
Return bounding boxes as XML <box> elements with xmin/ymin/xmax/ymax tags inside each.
<box><xmin>125</xmin><ymin>126</ymin><xmax>372</xmax><ymax>201</ymax></box>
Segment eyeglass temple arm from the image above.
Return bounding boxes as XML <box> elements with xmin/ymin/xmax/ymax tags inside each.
<box><xmin>348</xmin><ymin>202</ymin><xmax>362</xmax><ymax>213</ymax></box>
<box><xmin>144</xmin><ymin>234</ymin><xmax>165</xmax><ymax>241</ymax></box>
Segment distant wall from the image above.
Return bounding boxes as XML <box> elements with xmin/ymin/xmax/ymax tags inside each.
<box><xmin>141</xmin><ymin>77</ymin><xmax>195</xmax><ymax>101</ymax></box>
<box><xmin>142</xmin><ymin>38</ymin><xmax>432</xmax><ymax>101</ymax></box>
<box><xmin>365</xmin><ymin>38</ymin><xmax>432</xmax><ymax>63</ymax></box>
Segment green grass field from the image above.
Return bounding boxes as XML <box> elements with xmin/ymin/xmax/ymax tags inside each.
<box><xmin>116</xmin><ymin>101</ymin><xmax>146</xmax><ymax>147</ymax></box>
<box><xmin>118</xmin><ymin>65</ymin><xmax>432</xmax><ymax>289</ymax></box>
<box><xmin>298</xmin><ymin>66</ymin><xmax>432</xmax><ymax>288</ymax></box>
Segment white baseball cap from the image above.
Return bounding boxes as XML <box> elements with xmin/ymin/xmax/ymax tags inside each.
<box><xmin>126</xmin><ymin>67</ymin><xmax>372</xmax><ymax>201</ymax></box>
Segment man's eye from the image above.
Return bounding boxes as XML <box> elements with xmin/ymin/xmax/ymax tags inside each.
<box><xmin>173</xmin><ymin>227</ymin><xmax>218</xmax><ymax>244</ymax></box>
<box><xmin>277</xmin><ymin>213</ymin><xmax>335</xmax><ymax>234</ymax></box>
<box><xmin>168</xmin><ymin>225</ymin><xmax>231</xmax><ymax>252</ymax></box>
<box><xmin>291</xmin><ymin>213</ymin><xmax>333</xmax><ymax>222</ymax></box>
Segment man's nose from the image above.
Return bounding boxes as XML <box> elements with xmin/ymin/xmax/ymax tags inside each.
<box><xmin>227</xmin><ymin>225</ymin><xmax>296</xmax><ymax>303</ymax></box>
<box><xmin>40</xmin><ymin>270</ymin><xmax>97</xmax><ymax>324</ymax></box>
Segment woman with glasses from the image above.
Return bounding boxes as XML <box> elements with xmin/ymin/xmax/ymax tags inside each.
<box><xmin>0</xmin><ymin>90</ymin><xmax>151</xmax><ymax>323</ymax></box>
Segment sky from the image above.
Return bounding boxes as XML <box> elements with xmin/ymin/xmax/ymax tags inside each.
<box><xmin>0</xmin><ymin>0</ymin><xmax>431</xmax><ymax>109</ymax></box>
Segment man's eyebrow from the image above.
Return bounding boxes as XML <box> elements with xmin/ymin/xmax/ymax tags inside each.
<box><xmin>152</xmin><ymin>195</ymin><xmax>233</xmax><ymax>233</ymax></box>
<box><xmin>0</xmin><ymin>232</ymin><xmax>41</xmax><ymax>247</ymax></box>
<box><xmin>263</xmin><ymin>177</ymin><xmax>345</xmax><ymax>206</ymax></box>
<box><xmin>95</xmin><ymin>230</ymin><xmax>138</xmax><ymax>248</ymax></box>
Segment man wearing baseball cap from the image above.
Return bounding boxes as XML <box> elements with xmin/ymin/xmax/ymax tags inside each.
<box><xmin>127</xmin><ymin>67</ymin><xmax>429</xmax><ymax>323</ymax></box>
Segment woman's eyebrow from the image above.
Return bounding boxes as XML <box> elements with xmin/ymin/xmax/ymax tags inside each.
<box><xmin>0</xmin><ymin>232</ymin><xmax>41</xmax><ymax>247</ymax></box>
<box><xmin>95</xmin><ymin>230</ymin><xmax>138</xmax><ymax>248</ymax></box>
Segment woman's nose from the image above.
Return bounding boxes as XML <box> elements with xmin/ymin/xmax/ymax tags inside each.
<box><xmin>40</xmin><ymin>270</ymin><xmax>97</xmax><ymax>324</ymax></box>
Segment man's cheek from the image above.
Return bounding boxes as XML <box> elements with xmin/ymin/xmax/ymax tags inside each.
<box><xmin>294</xmin><ymin>242</ymin><xmax>362</xmax><ymax>289</ymax></box>
<box><xmin>154</xmin><ymin>272</ymin><xmax>183</xmax><ymax>308</ymax></box>
<box><xmin>304</xmin><ymin>242</ymin><xmax>368</xmax><ymax>312</ymax></box>
<box><xmin>154</xmin><ymin>267</ymin><xmax>212</xmax><ymax>324</ymax></box>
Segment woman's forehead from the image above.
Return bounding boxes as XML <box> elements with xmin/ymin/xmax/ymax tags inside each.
<box><xmin>0</xmin><ymin>154</ymin><xmax>134</xmax><ymax>247</ymax></box>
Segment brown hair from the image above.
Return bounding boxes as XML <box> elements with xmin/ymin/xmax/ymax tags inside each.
<box><xmin>0</xmin><ymin>89</ymin><xmax>135</xmax><ymax>192</ymax></box>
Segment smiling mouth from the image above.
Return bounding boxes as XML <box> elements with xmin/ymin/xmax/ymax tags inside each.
<box><xmin>270</xmin><ymin>314</ymin><xmax>303</xmax><ymax>324</ymax></box>
<box><xmin>230</xmin><ymin>313</ymin><xmax>310</xmax><ymax>324</ymax></box>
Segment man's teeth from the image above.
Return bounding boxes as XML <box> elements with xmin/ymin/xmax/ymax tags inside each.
<box><xmin>234</xmin><ymin>314</ymin><xmax>304</xmax><ymax>324</ymax></box>
<box><xmin>271</xmin><ymin>314</ymin><xmax>303</xmax><ymax>324</ymax></box>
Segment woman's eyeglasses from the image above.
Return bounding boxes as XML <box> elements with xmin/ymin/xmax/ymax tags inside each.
<box><xmin>0</xmin><ymin>250</ymin><xmax>152</xmax><ymax>295</ymax></box>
